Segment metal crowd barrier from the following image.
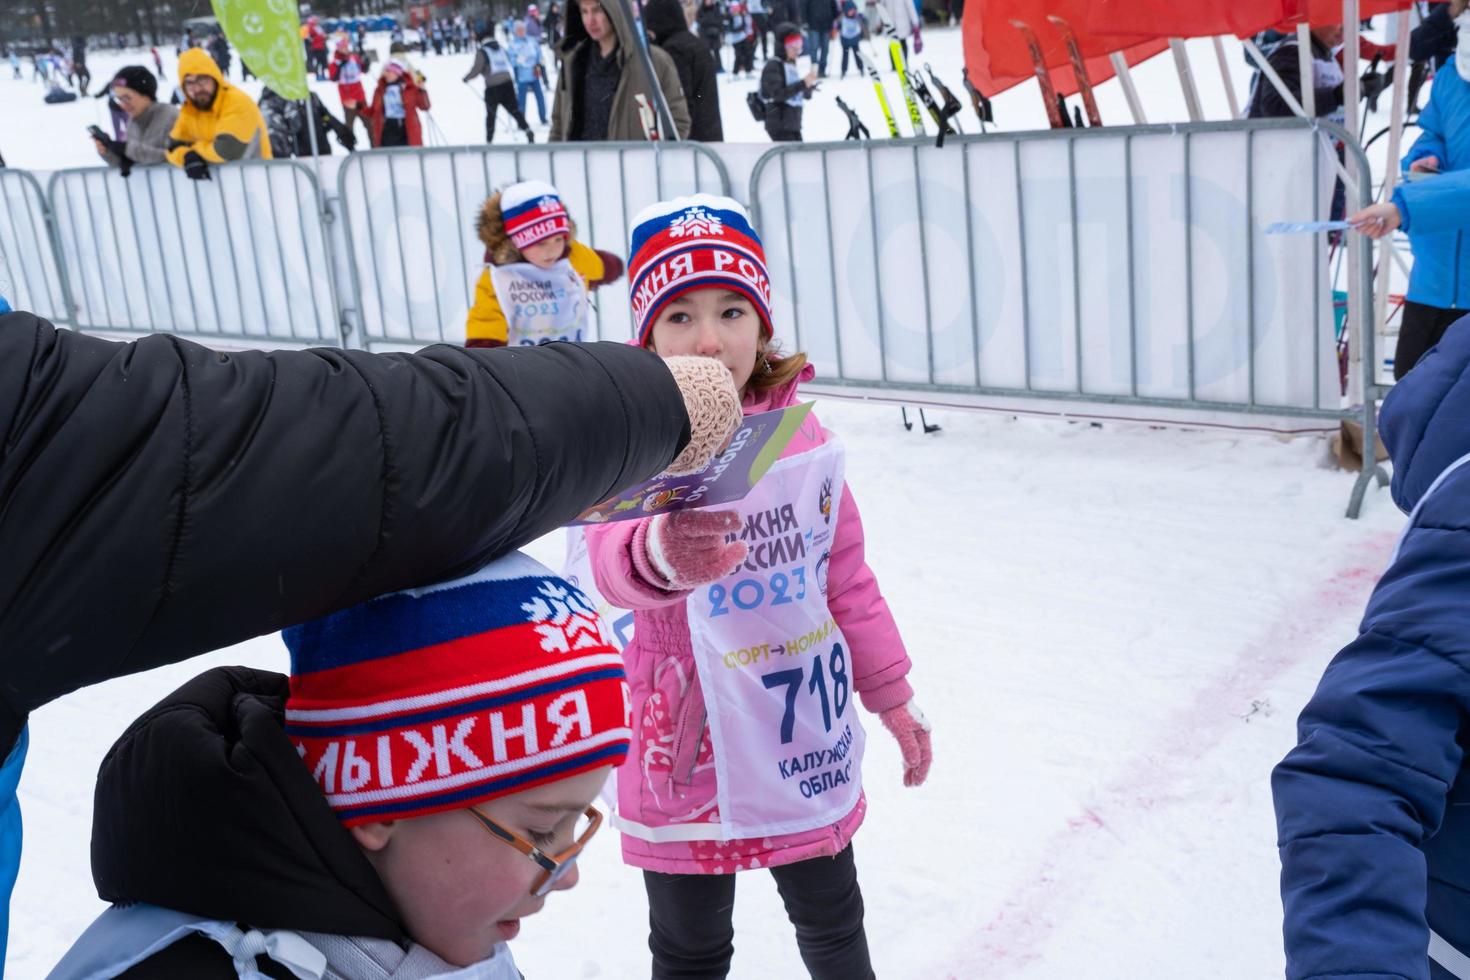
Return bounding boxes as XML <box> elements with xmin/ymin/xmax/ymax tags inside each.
<box><xmin>747</xmin><ymin>118</ymin><xmax>1385</xmax><ymax>518</ymax></box>
<box><xmin>46</xmin><ymin>159</ymin><xmax>342</xmax><ymax>348</ymax></box>
<box><xmin>0</xmin><ymin>168</ymin><xmax>70</xmax><ymax>323</ymax></box>
<box><xmin>334</xmin><ymin>143</ymin><xmax>731</xmax><ymax>350</ymax></box>
<box><xmin>0</xmin><ymin>127</ymin><xmax>1387</xmax><ymax>516</ymax></box>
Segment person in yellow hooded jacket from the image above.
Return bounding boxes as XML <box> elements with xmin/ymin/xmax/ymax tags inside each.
<box><xmin>466</xmin><ymin>180</ymin><xmax>623</xmax><ymax>347</ymax></box>
<box><xmin>167</xmin><ymin>48</ymin><xmax>272</xmax><ymax>179</ymax></box>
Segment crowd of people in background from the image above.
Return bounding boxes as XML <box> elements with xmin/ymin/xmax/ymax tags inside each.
<box><xmin>8</xmin><ymin>0</ymin><xmax>947</xmax><ymax>169</ymax></box>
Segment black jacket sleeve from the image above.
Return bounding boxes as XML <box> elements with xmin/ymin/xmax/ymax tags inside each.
<box><xmin>0</xmin><ymin>314</ymin><xmax>691</xmax><ymax>744</ymax></box>
<box><xmin>1410</xmin><ymin>4</ymin><xmax>1456</xmax><ymax>68</ymax></box>
<box><xmin>761</xmin><ymin>58</ymin><xmax>806</xmax><ymax>101</ymax></box>
<box><xmin>1251</xmin><ymin>41</ymin><xmax>1342</xmax><ymax>120</ymax></box>
<box><xmin>1251</xmin><ymin>43</ymin><xmax>1305</xmax><ymax>118</ymax></box>
<box><xmin>692</xmin><ymin>45</ymin><xmax>724</xmax><ymax>141</ymax></box>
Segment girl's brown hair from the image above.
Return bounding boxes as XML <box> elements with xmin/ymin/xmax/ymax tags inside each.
<box><xmin>475</xmin><ymin>190</ymin><xmax>577</xmax><ymax>266</ymax></box>
<box><xmin>748</xmin><ymin>343</ymin><xmax>809</xmax><ymax>392</ymax></box>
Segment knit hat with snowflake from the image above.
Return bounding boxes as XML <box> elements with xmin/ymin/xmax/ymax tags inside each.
<box><xmin>501</xmin><ymin>179</ymin><xmax>572</xmax><ymax>251</ymax></box>
<box><xmin>628</xmin><ymin>193</ymin><xmax>774</xmax><ymax>347</ymax></box>
<box><xmin>282</xmin><ymin>552</ymin><xmax>630</xmax><ymax>827</ymax></box>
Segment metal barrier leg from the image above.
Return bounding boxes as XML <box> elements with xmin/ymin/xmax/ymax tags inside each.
<box><xmin>1346</xmin><ymin>399</ymin><xmax>1391</xmax><ymax>518</ymax></box>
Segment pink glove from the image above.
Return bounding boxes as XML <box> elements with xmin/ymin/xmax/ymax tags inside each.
<box><xmin>638</xmin><ymin>509</ymin><xmax>748</xmax><ymax>590</ymax></box>
<box><xmin>879</xmin><ymin>700</ymin><xmax>932</xmax><ymax>787</ymax></box>
<box><xmin>913</xmin><ymin>25</ymin><xmax>923</xmax><ymax>54</ymax></box>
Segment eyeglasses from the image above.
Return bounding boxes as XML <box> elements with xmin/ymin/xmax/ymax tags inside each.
<box><xmin>467</xmin><ymin>804</ymin><xmax>602</xmax><ymax>897</ymax></box>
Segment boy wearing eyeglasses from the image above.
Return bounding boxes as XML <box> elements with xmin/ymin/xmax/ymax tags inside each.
<box><xmin>50</xmin><ymin>552</ymin><xmax>630</xmax><ymax>979</ymax></box>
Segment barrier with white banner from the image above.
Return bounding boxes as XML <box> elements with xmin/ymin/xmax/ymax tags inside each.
<box><xmin>750</xmin><ymin>121</ymin><xmax>1343</xmax><ymax>419</ymax></box>
<box><xmin>335</xmin><ymin>143</ymin><xmax>731</xmax><ymax>350</ymax></box>
<box><xmin>46</xmin><ymin>160</ymin><xmax>341</xmax><ymax>348</ymax></box>
<box><xmin>0</xmin><ymin>122</ymin><xmax>1386</xmax><ymax>515</ymax></box>
<box><xmin>0</xmin><ymin>169</ymin><xmax>70</xmax><ymax>323</ymax></box>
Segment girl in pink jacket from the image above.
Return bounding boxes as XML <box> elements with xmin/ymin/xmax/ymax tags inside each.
<box><xmin>585</xmin><ymin>194</ymin><xmax>932</xmax><ymax>978</ymax></box>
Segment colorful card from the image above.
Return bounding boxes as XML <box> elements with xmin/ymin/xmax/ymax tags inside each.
<box><xmin>570</xmin><ymin>402</ymin><xmax>815</xmax><ymax>526</ymax></box>
<box><xmin>1265</xmin><ymin>221</ymin><xmax>1353</xmax><ymax>234</ymax></box>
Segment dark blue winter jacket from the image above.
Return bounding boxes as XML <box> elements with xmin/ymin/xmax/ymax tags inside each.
<box><xmin>1394</xmin><ymin>64</ymin><xmax>1470</xmax><ymax>313</ymax></box>
<box><xmin>1275</xmin><ymin>312</ymin><xmax>1470</xmax><ymax>980</ymax></box>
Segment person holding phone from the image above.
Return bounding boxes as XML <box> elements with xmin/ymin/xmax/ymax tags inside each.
<box><xmin>1350</xmin><ymin>1</ymin><xmax>1470</xmax><ymax>380</ymax></box>
<box><xmin>92</xmin><ymin>66</ymin><xmax>178</xmax><ymax>178</ymax></box>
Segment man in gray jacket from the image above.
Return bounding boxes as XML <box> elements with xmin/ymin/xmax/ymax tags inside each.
<box><xmin>550</xmin><ymin>0</ymin><xmax>691</xmax><ymax>140</ymax></box>
<box><xmin>92</xmin><ymin>66</ymin><xmax>179</xmax><ymax>177</ymax></box>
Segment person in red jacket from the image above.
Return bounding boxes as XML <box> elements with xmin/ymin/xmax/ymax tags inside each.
<box><xmin>307</xmin><ymin>16</ymin><xmax>329</xmax><ymax>79</ymax></box>
<box><xmin>365</xmin><ymin>60</ymin><xmax>431</xmax><ymax>147</ymax></box>
<box><xmin>329</xmin><ymin>38</ymin><xmax>370</xmax><ymax>146</ymax></box>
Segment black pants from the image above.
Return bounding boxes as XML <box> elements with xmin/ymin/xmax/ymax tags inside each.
<box><xmin>1395</xmin><ymin>300</ymin><xmax>1469</xmax><ymax>380</ymax></box>
<box><xmin>485</xmin><ymin>81</ymin><xmax>531</xmax><ymax>141</ymax></box>
<box><xmin>378</xmin><ymin>118</ymin><xmax>408</xmax><ymax>147</ymax></box>
<box><xmin>733</xmin><ymin>38</ymin><xmax>756</xmax><ymax>74</ymax></box>
<box><xmin>643</xmin><ymin>844</ymin><xmax>873</xmax><ymax>979</ymax></box>
<box><xmin>753</xmin><ymin>13</ymin><xmax>771</xmax><ymax>59</ymax></box>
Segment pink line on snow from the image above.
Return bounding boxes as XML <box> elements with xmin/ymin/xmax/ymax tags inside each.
<box><xmin>942</xmin><ymin>530</ymin><xmax>1400</xmax><ymax>977</ymax></box>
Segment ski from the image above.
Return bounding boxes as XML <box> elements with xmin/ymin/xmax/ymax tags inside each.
<box><xmin>960</xmin><ymin>66</ymin><xmax>994</xmax><ymax>130</ymax></box>
<box><xmin>889</xmin><ymin>39</ymin><xmax>926</xmax><ymax>137</ymax></box>
<box><xmin>1047</xmin><ymin>15</ymin><xmax>1102</xmax><ymax>127</ymax></box>
<box><xmin>854</xmin><ymin>48</ymin><xmax>901</xmax><ymax>138</ymax></box>
<box><xmin>907</xmin><ymin>69</ymin><xmax>955</xmax><ymax>145</ymax></box>
<box><xmin>925</xmin><ymin>64</ymin><xmax>966</xmax><ymax>136</ymax></box>
<box><xmin>1009</xmin><ymin>19</ymin><xmax>1065</xmax><ymax>129</ymax></box>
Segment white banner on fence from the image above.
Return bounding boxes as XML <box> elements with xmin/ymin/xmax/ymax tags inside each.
<box><xmin>335</xmin><ymin>144</ymin><xmax>729</xmax><ymax>350</ymax></box>
<box><xmin>750</xmin><ymin>127</ymin><xmax>1339</xmax><ymax>413</ymax></box>
<box><xmin>46</xmin><ymin>161</ymin><xmax>339</xmax><ymax>347</ymax></box>
<box><xmin>0</xmin><ymin>170</ymin><xmax>68</xmax><ymax>322</ymax></box>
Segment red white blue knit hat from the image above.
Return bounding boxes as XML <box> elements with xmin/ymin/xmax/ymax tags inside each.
<box><xmin>628</xmin><ymin>194</ymin><xmax>774</xmax><ymax>347</ymax></box>
<box><xmin>283</xmin><ymin>552</ymin><xmax>631</xmax><ymax>827</ymax></box>
<box><xmin>501</xmin><ymin>180</ymin><xmax>572</xmax><ymax>251</ymax></box>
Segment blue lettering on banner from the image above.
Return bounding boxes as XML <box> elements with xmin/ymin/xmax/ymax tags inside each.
<box><xmin>707</xmin><ymin>564</ymin><xmax>808</xmax><ymax>617</ymax></box>
<box><xmin>797</xmin><ymin>761</ymin><xmax>853</xmax><ymax>798</ymax></box>
<box><xmin>760</xmin><ymin>644</ymin><xmax>849</xmax><ymax>744</ymax></box>
<box><xmin>776</xmin><ymin>724</ymin><xmax>854</xmax><ymax>779</ymax></box>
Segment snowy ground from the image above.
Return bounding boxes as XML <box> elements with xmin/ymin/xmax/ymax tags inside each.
<box><xmin>9</xmin><ymin>397</ymin><xmax>1405</xmax><ymax>978</ymax></box>
<box><xmin>0</xmin><ymin>17</ymin><xmax>1424</xmax><ymax>979</ymax></box>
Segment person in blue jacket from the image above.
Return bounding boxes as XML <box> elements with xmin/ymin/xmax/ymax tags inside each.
<box><xmin>0</xmin><ymin>292</ymin><xmax>17</xmax><ymax>972</ymax></box>
<box><xmin>508</xmin><ymin>19</ymin><xmax>546</xmax><ymax>125</ymax></box>
<box><xmin>1350</xmin><ymin>12</ymin><xmax>1470</xmax><ymax>380</ymax></box>
<box><xmin>1274</xmin><ymin>313</ymin><xmax>1470</xmax><ymax>980</ymax></box>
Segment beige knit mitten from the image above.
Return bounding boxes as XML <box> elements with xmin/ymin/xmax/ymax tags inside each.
<box><xmin>662</xmin><ymin>356</ymin><xmax>743</xmax><ymax>476</ymax></box>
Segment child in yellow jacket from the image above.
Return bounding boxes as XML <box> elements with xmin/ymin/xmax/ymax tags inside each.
<box><xmin>465</xmin><ymin>180</ymin><xmax>623</xmax><ymax>347</ymax></box>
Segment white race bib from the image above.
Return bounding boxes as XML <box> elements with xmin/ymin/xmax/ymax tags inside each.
<box><xmin>684</xmin><ymin>437</ymin><xmax>865</xmax><ymax>839</ymax></box>
<box><xmin>487</xmin><ymin>259</ymin><xmax>588</xmax><ymax>346</ymax></box>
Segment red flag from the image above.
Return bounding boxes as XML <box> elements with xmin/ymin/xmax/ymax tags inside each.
<box><xmin>964</xmin><ymin>0</ymin><xmax>1167</xmax><ymax>98</ymax></box>
<box><xmin>1085</xmin><ymin>0</ymin><xmax>1292</xmax><ymax>40</ymax></box>
<box><xmin>1291</xmin><ymin>0</ymin><xmax>1414</xmax><ymax>26</ymax></box>
<box><xmin>1084</xmin><ymin>0</ymin><xmax>1413</xmax><ymax>39</ymax></box>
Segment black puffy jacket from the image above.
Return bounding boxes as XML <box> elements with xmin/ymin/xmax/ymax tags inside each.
<box><xmin>646</xmin><ymin>0</ymin><xmax>724</xmax><ymax>142</ymax></box>
<box><xmin>0</xmin><ymin>314</ymin><xmax>691</xmax><ymax>754</ymax></box>
<box><xmin>760</xmin><ymin>55</ymin><xmax>807</xmax><ymax>140</ymax></box>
